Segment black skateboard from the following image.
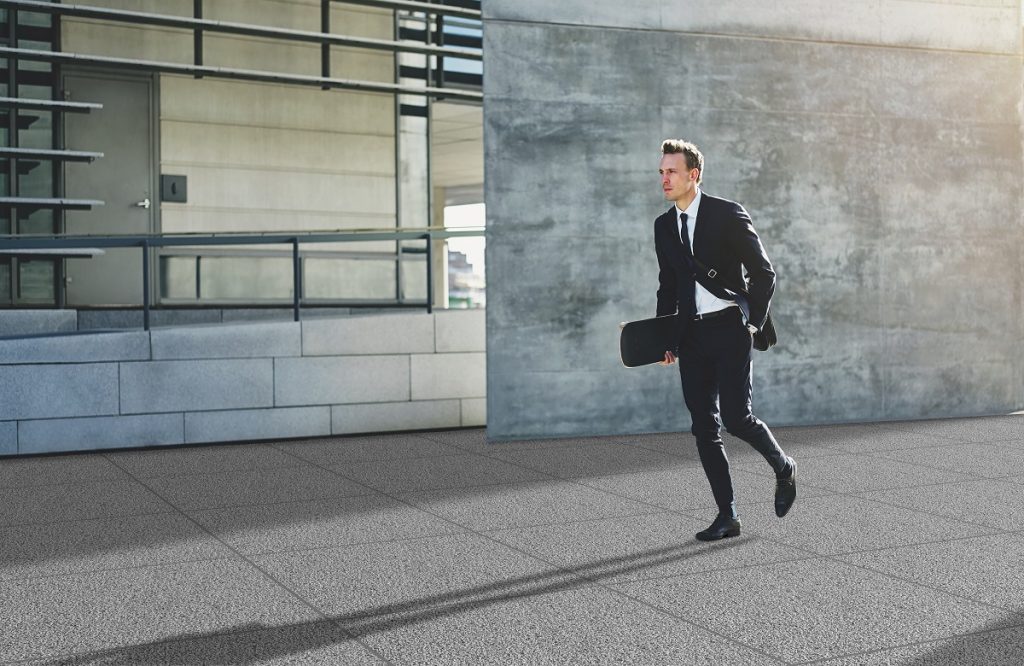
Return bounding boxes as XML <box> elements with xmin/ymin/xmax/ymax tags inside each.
<box><xmin>619</xmin><ymin>314</ymin><xmax>679</xmax><ymax>367</ymax></box>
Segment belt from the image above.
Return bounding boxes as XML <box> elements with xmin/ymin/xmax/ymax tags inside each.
<box><xmin>692</xmin><ymin>307</ymin><xmax>739</xmax><ymax>322</ymax></box>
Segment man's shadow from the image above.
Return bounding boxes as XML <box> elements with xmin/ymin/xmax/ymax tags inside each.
<box><xmin>44</xmin><ymin>539</ymin><xmax>746</xmax><ymax>665</ymax></box>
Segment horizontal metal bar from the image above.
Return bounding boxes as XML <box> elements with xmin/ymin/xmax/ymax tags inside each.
<box><xmin>0</xmin><ymin>247</ymin><xmax>105</xmax><ymax>257</ymax></box>
<box><xmin>0</xmin><ymin>229</ymin><xmax>481</xmax><ymax>250</ymax></box>
<box><xmin>330</xmin><ymin>0</ymin><xmax>481</xmax><ymax>20</ymax></box>
<box><xmin>0</xmin><ymin>197</ymin><xmax>104</xmax><ymax>210</ymax></box>
<box><xmin>0</xmin><ymin>95</ymin><xmax>101</xmax><ymax>112</ymax></box>
<box><xmin>0</xmin><ymin>147</ymin><xmax>103</xmax><ymax>161</ymax></box>
<box><xmin>0</xmin><ymin>46</ymin><xmax>484</xmax><ymax>101</ymax></box>
<box><xmin>0</xmin><ymin>0</ymin><xmax>482</xmax><ymax>60</ymax></box>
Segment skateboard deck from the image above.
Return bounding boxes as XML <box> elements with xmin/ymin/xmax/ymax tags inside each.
<box><xmin>619</xmin><ymin>314</ymin><xmax>679</xmax><ymax>367</ymax></box>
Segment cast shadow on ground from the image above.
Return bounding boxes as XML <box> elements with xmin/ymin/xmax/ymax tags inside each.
<box><xmin>42</xmin><ymin>539</ymin><xmax>745</xmax><ymax>665</ymax></box>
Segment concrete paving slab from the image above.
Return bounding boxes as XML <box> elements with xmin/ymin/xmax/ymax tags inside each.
<box><xmin>0</xmin><ymin>453</ymin><xmax>127</xmax><ymax>488</ymax></box>
<box><xmin>612</xmin><ymin>558</ymin><xmax>1019</xmax><ymax>663</ymax></box>
<box><xmin>854</xmin><ymin>478</ymin><xmax>1024</xmax><ymax>532</ymax></box>
<box><xmin>839</xmin><ymin>533</ymin><xmax>1024</xmax><ymax>612</ymax></box>
<box><xmin>868</xmin><ymin>442</ymin><xmax>1024</xmax><ymax>479</ymax></box>
<box><xmin>141</xmin><ymin>465</ymin><xmax>372</xmax><ymax>511</ymax></box>
<box><xmin>771</xmin><ymin>422</ymin><xmax>890</xmax><ymax>442</ymax></box>
<box><xmin>0</xmin><ymin>559</ymin><xmax>323</xmax><ymax>663</ymax></box>
<box><xmin>577</xmin><ymin>465</ymin><xmax>833</xmax><ymax>515</ymax></box>
<box><xmin>726</xmin><ymin>494</ymin><xmax>998</xmax><ymax>556</ymax></box>
<box><xmin>399</xmin><ymin>480</ymin><xmax>658</xmax><ymax>532</ymax></box>
<box><xmin>351</xmin><ymin>585</ymin><xmax>780</xmax><ymax>665</ymax></box>
<box><xmin>691</xmin><ymin>434</ymin><xmax>847</xmax><ymax>464</ymax></box>
<box><xmin>107</xmin><ymin>442</ymin><xmax>305</xmax><ymax>478</ymax></box>
<box><xmin>0</xmin><ymin>513</ymin><xmax>233</xmax><ymax>582</ymax></box>
<box><xmin>273</xmin><ymin>433</ymin><xmax>463</xmax><ymax>466</ymax></box>
<box><xmin>416</xmin><ymin>426</ymin><xmax>487</xmax><ymax>448</ymax></box>
<box><xmin>482</xmin><ymin>512</ymin><xmax>811</xmax><ymax>585</ymax></box>
<box><xmin>188</xmin><ymin>495</ymin><xmax>467</xmax><ymax>556</ymax></box>
<box><xmin>776</xmin><ymin>422</ymin><xmax>957</xmax><ymax>453</ymax></box>
<box><xmin>333</xmin><ymin>452</ymin><xmax>553</xmax><ymax>494</ymax></box>
<box><xmin>252</xmin><ymin>532</ymin><xmax>579</xmax><ymax>619</ymax></box>
<box><xmin>813</xmin><ymin>625</ymin><xmax>1024</xmax><ymax>666</ymax></box>
<box><xmin>736</xmin><ymin>452</ymin><xmax>974</xmax><ymax>494</ymax></box>
<box><xmin>478</xmin><ymin>442</ymin><xmax>693</xmax><ymax>480</ymax></box>
<box><xmin>32</xmin><ymin>621</ymin><xmax>384</xmax><ymax>665</ymax></box>
<box><xmin>883</xmin><ymin>415</ymin><xmax>1024</xmax><ymax>442</ymax></box>
<box><xmin>0</xmin><ymin>479</ymin><xmax>173</xmax><ymax>527</ymax></box>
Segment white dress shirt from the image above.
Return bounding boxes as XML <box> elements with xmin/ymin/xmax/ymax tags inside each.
<box><xmin>675</xmin><ymin>188</ymin><xmax>739</xmax><ymax>317</ymax></box>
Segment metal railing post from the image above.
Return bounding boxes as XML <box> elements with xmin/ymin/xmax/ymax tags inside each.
<box><xmin>320</xmin><ymin>0</ymin><xmax>330</xmax><ymax>89</ymax></box>
<box><xmin>193</xmin><ymin>0</ymin><xmax>203</xmax><ymax>78</ymax></box>
<box><xmin>142</xmin><ymin>238</ymin><xmax>151</xmax><ymax>330</ymax></box>
<box><xmin>292</xmin><ymin>237</ymin><xmax>301</xmax><ymax>321</ymax></box>
<box><xmin>425</xmin><ymin>231</ymin><xmax>432</xmax><ymax>314</ymax></box>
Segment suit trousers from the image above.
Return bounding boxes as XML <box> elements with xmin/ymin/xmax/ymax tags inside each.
<box><xmin>677</xmin><ymin>307</ymin><xmax>789</xmax><ymax>518</ymax></box>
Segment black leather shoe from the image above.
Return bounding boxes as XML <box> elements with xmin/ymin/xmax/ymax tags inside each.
<box><xmin>775</xmin><ymin>457</ymin><xmax>797</xmax><ymax>517</ymax></box>
<box><xmin>695</xmin><ymin>514</ymin><xmax>741</xmax><ymax>541</ymax></box>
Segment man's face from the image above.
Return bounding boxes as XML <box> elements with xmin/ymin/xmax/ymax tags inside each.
<box><xmin>659</xmin><ymin>153</ymin><xmax>697</xmax><ymax>202</ymax></box>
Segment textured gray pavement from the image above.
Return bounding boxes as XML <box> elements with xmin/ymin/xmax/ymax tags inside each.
<box><xmin>3</xmin><ymin>415</ymin><xmax>1024</xmax><ymax>664</ymax></box>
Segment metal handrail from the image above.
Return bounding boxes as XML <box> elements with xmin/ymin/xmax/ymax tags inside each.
<box><xmin>0</xmin><ymin>228</ymin><xmax>484</xmax><ymax>329</ymax></box>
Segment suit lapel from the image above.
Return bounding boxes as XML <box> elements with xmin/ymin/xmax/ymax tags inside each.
<box><xmin>692</xmin><ymin>194</ymin><xmax>711</xmax><ymax>260</ymax></box>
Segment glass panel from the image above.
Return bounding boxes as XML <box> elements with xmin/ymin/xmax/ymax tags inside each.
<box><xmin>18</xmin><ymin>160</ymin><xmax>52</xmax><ymax>198</ymax></box>
<box><xmin>16</xmin><ymin>41</ymin><xmax>53</xmax><ymax>77</ymax></box>
<box><xmin>0</xmin><ymin>212</ymin><xmax>10</xmax><ymax>234</ymax></box>
<box><xmin>18</xmin><ymin>259</ymin><xmax>55</xmax><ymax>303</ymax></box>
<box><xmin>399</xmin><ymin>243</ymin><xmax>427</xmax><ymax>301</ymax></box>
<box><xmin>18</xmin><ymin>12</ymin><xmax>52</xmax><ymax>28</ymax></box>
<box><xmin>304</xmin><ymin>256</ymin><xmax>397</xmax><ymax>300</ymax></box>
<box><xmin>17</xmin><ymin>84</ymin><xmax>52</xmax><ymax>102</ymax></box>
<box><xmin>18</xmin><ymin>208</ymin><xmax>54</xmax><ymax>234</ymax></box>
<box><xmin>199</xmin><ymin>256</ymin><xmax>293</xmax><ymax>301</ymax></box>
<box><xmin>0</xmin><ymin>260</ymin><xmax>11</xmax><ymax>305</ymax></box>
<box><xmin>18</xmin><ymin>108</ymin><xmax>51</xmax><ymax>150</ymax></box>
<box><xmin>159</xmin><ymin>256</ymin><xmax>197</xmax><ymax>300</ymax></box>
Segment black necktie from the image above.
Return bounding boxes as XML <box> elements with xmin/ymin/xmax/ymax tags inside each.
<box><xmin>679</xmin><ymin>212</ymin><xmax>689</xmax><ymax>251</ymax></box>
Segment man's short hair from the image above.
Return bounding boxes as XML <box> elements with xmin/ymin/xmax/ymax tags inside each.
<box><xmin>661</xmin><ymin>139</ymin><xmax>704</xmax><ymax>184</ymax></box>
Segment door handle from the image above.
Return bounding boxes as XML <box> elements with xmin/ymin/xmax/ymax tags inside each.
<box><xmin>134</xmin><ymin>198</ymin><xmax>151</xmax><ymax>209</ymax></box>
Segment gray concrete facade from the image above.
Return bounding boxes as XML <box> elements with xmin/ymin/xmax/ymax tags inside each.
<box><xmin>0</xmin><ymin>310</ymin><xmax>485</xmax><ymax>456</ymax></box>
<box><xmin>484</xmin><ymin>1</ymin><xmax>1024</xmax><ymax>439</ymax></box>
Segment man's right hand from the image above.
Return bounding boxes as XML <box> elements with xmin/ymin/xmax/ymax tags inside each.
<box><xmin>657</xmin><ymin>351</ymin><xmax>677</xmax><ymax>366</ymax></box>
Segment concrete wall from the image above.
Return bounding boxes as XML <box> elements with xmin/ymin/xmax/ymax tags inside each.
<box><xmin>61</xmin><ymin>0</ymin><xmax>401</xmax><ymax>299</ymax></box>
<box><xmin>484</xmin><ymin>1</ymin><xmax>1024</xmax><ymax>438</ymax></box>
<box><xmin>0</xmin><ymin>310</ymin><xmax>484</xmax><ymax>456</ymax></box>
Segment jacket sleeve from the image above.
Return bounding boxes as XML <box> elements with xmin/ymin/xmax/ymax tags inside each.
<box><xmin>728</xmin><ymin>203</ymin><xmax>775</xmax><ymax>329</ymax></box>
<box><xmin>655</xmin><ymin>218</ymin><xmax>677</xmax><ymax>317</ymax></box>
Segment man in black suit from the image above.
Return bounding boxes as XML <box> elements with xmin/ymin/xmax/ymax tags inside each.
<box><xmin>654</xmin><ymin>139</ymin><xmax>797</xmax><ymax>541</ymax></box>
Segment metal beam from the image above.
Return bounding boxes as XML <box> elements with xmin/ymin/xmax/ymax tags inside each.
<box><xmin>0</xmin><ymin>46</ymin><xmax>483</xmax><ymax>101</ymax></box>
<box><xmin>331</xmin><ymin>0</ymin><xmax>481</xmax><ymax>20</ymax></box>
<box><xmin>0</xmin><ymin>96</ymin><xmax>100</xmax><ymax>113</ymax></box>
<box><xmin>0</xmin><ymin>0</ymin><xmax>482</xmax><ymax>61</ymax></box>
<box><xmin>0</xmin><ymin>147</ymin><xmax>103</xmax><ymax>162</ymax></box>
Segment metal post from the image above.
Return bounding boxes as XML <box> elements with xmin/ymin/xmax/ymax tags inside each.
<box><xmin>142</xmin><ymin>239</ymin><xmax>150</xmax><ymax>330</ymax></box>
<box><xmin>193</xmin><ymin>0</ymin><xmax>203</xmax><ymax>78</ymax></box>
<box><xmin>320</xmin><ymin>0</ymin><xmax>330</xmax><ymax>89</ymax></box>
<box><xmin>424</xmin><ymin>231</ymin><xmax>432</xmax><ymax>313</ymax></box>
<box><xmin>292</xmin><ymin>237</ymin><xmax>301</xmax><ymax>321</ymax></box>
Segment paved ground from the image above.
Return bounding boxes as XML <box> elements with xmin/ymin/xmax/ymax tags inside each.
<box><xmin>3</xmin><ymin>415</ymin><xmax>1024</xmax><ymax>664</ymax></box>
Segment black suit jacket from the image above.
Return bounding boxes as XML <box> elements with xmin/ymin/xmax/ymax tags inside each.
<box><xmin>655</xmin><ymin>192</ymin><xmax>775</xmax><ymax>332</ymax></box>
